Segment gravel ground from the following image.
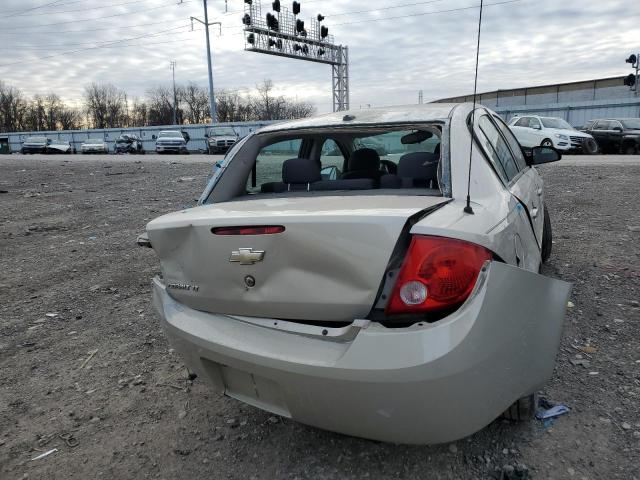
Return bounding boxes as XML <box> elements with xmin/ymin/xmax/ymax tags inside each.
<box><xmin>1</xmin><ymin>155</ymin><xmax>639</xmax><ymax>480</ymax></box>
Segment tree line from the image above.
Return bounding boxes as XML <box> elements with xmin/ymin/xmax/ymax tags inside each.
<box><xmin>0</xmin><ymin>79</ymin><xmax>315</xmax><ymax>133</ymax></box>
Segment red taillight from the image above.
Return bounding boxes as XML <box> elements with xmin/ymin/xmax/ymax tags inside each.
<box><xmin>385</xmin><ymin>236</ymin><xmax>492</xmax><ymax>315</ymax></box>
<box><xmin>212</xmin><ymin>225</ymin><xmax>285</xmax><ymax>235</ymax></box>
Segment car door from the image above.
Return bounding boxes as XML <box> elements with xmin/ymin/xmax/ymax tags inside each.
<box><xmin>609</xmin><ymin>120</ymin><xmax>624</xmax><ymax>151</ymax></box>
<box><xmin>510</xmin><ymin>117</ymin><xmax>534</xmax><ymax>147</ymax></box>
<box><xmin>528</xmin><ymin>117</ymin><xmax>544</xmax><ymax>146</ymax></box>
<box><xmin>475</xmin><ymin>113</ymin><xmax>541</xmax><ymax>270</ymax></box>
<box><xmin>591</xmin><ymin>120</ymin><xmax>610</xmax><ymax>150</ymax></box>
<box><xmin>492</xmin><ymin>115</ymin><xmax>545</xmax><ymax>242</ymax></box>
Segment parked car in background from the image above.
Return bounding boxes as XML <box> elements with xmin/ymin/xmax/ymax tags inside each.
<box><xmin>142</xmin><ymin>103</ymin><xmax>571</xmax><ymax>445</ymax></box>
<box><xmin>580</xmin><ymin>118</ymin><xmax>640</xmax><ymax>154</ymax></box>
<box><xmin>206</xmin><ymin>126</ymin><xmax>239</xmax><ymax>154</ymax></box>
<box><xmin>154</xmin><ymin>130</ymin><xmax>189</xmax><ymax>154</ymax></box>
<box><xmin>49</xmin><ymin>140</ymin><xmax>76</xmax><ymax>154</ymax></box>
<box><xmin>20</xmin><ymin>136</ymin><xmax>50</xmax><ymax>154</ymax></box>
<box><xmin>114</xmin><ymin>134</ymin><xmax>145</xmax><ymax>154</ymax></box>
<box><xmin>81</xmin><ymin>138</ymin><xmax>109</xmax><ymax>154</ymax></box>
<box><xmin>508</xmin><ymin>115</ymin><xmax>597</xmax><ymax>154</ymax></box>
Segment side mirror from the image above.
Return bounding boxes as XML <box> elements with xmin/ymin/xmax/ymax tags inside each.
<box><xmin>152</xmin><ymin>135</ymin><xmax>157</xmax><ymax>140</ymax></box>
<box><xmin>204</xmin><ymin>133</ymin><xmax>209</xmax><ymax>138</ymax></box>
<box><xmin>529</xmin><ymin>146</ymin><xmax>561</xmax><ymax>165</ymax></box>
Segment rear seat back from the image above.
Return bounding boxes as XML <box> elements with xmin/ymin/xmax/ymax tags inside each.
<box><xmin>261</xmin><ymin>158</ymin><xmax>375</xmax><ymax>193</ymax></box>
<box><xmin>380</xmin><ymin>152</ymin><xmax>439</xmax><ymax>189</ymax></box>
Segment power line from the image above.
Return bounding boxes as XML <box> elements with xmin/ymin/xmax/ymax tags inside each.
<box><xmin>5</xmin><ymin>0</ymin><xmax>65</xmax><ymax>18</ymax></box>
<box><xmin>4</xmin><ymin>0</ymin><xmax>92</xmax><ymax>14</ymax></box>
<box><xmin>330</xmin><ymin>0</ymin><xmax>525</xmax><ymax>27</ymax></box>
<box><xmin>0</xmin><ymin>18</ymin><xmax>181</xmax><ymax>35</ymax></box>
<box><xmin>0</xmin><ymin>24</ymin><xmax>193</xmax><ymax>67</ymax></box>
<box><xmin>223</xmin><ymin>0</ymin><xmax>525</xmax><ymax>33</ymax></box>
<box><xmin>2</xmin><ymin>1</ymin><xmax>195</xmax><ymax>30</ymax></box>
<box><xmin>0</xmin><ymin>30</ymin><xmax>201</xmax><ymax>50</ymax></box>
<box><xmin>10</xmin><ymin>0</ymin><xmax>174</xmax><ymax>17</ymax></box>
<box><xmin>326</xmin><ymin>0</ymin><xmax>446</xmax><ymax>17</ymax></box>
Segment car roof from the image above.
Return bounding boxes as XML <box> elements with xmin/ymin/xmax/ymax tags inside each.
<box><xmin>258</xmin><ymin>103</ymin><xmax>461</xmax><ymax>133</ymax></box>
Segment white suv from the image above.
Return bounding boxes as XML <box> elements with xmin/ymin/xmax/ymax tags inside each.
<box><xmin>508</xmin><ymin>115</ymin><xmax>596</xmax><ymax>153</ymax></box>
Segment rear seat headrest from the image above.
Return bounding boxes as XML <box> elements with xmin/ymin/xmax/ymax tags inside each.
<box><xmin>282</xmin><ymin>157</ymin><xmax>322</xmax><ymax>185</ymax></box>
<box><xmin>398</xmin><ymin>152</ymin><xmax>438</xmax><ymax>179</ymax></box>
<box><xmin>348</xmin><ymin>148</ymin><xmax>380</xmax><ymax>172</ymax></box>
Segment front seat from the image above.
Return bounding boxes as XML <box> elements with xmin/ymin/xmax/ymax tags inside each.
<box><xmin>342</xmin><ymin>148</ymin><xmax>382</xmax><ymax>182</ymax></box>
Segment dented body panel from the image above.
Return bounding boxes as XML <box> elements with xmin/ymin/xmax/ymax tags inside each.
<box><xmin>145</xmin><ymin>102</ymin><xmax>571</xmax><ymax>443</ymax></box>
<box><xmin>153</xmin><ymin>262</ymin><xmax>571</xmax><ymax>444</ymax></box>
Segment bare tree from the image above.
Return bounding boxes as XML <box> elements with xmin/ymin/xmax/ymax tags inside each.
<box><xmin>84</xmin><ymin>83</ymin><xmax>128</xmax><ymax>129</ymax></box>
<box><xmin>183</xmin><ymin>82</ymin><xmax>209</xmax><ymax>124</ymax></box>
<box><xmin>130</xmin><ymin>98</ymin><xmax>149</xmax><ymax>127</ymax></box>
<box><xmin>146</xmin><ymin>85</ymin><xmax>177</xmax><ymax>126</ymax></box>
<box><xmin>0</xmin><ymin>81</ymin><xmax>28</xmax><ymax>132</ymax></box>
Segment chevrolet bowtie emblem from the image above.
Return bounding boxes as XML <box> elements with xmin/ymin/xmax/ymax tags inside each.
<box><xmin>229</xmin><ymin>248</ymin><xmax>265</xmax><ymax>265</ymax></box>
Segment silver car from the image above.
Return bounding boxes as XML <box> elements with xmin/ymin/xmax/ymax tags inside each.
<box><xmin>143</xmin><ymin>103</ymin><xmax>571</xmax><ymax>444</ymax></box>
<box><xmin>81</xmin><ymin>138</ymin><xmax>109</xmax><ymax>154</ymax></box>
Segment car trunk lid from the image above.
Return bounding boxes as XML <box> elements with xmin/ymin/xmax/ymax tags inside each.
<box><xmin>147</xmin><ymin>195</ymin><xmax>448</xmax><ymax>322</ymax></box>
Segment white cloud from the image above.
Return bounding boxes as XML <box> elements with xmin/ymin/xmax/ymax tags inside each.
<box><xmin>1</xmin><ymin>0</ymin><xmax>637</xmax><ymax>113</ymax></box>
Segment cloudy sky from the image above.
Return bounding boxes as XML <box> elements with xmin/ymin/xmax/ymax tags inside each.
<box><xmin>1</xmin><ymin>0</ymin><xmax>638</xmax><ymax>113</ymax></box>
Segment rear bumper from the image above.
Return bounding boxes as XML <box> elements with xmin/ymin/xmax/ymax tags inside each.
<box><xmin>152</xmin><ymin>262</ymin><xmax>570</xmax><ymax>444</ymax></box>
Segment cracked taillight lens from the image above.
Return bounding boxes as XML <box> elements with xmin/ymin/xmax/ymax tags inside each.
<box><xmin>386</xmin><ymin>236</ymin><xmax>492</xmax><ymax>315</ymax></box>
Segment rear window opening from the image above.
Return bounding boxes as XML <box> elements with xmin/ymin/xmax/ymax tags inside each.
<box><xmin>202</xmin><ymin>124</ymin><xmax>447</xmax><ymax>205</ymax></box>
<box><xmin>247</xmin><ymin>127</ymin><xmax>442</xmax><ymax>197</ymax></box>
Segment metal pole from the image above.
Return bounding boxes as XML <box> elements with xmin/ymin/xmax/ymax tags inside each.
<box><xmin>203</xmin><ymin>0</ymin><xmax>216</xmax><ymax>123</ymax></box>
<box><xmin>170</xmin><ymin>61</ymin><xmax>177</xmax><ymax>125</ymax></box>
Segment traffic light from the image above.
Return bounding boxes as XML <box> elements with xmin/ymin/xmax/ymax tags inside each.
<box><xmin>244</xmin><ymin>0</ymin><xmax>252</xmax><ymax>4</ymax></box>
<box><xmin>269</xmin><ymin>39</ymin><xmax>283</xmax><ymax>49</ymax></box>
<box><xmin>242</xmin><ymin>13</ymin><xmax>251</xmax><ymax>26</ymax></box>
<box><xmin>292</xmin><ymin>1</ymin><xmax>300</xmax><ymax>15</ymax></box>
<box><xmin>626</xmin><ymin>54</ymin><xmax>638</xmax><ymax>66</ymax></box>
<box><xmin>266</xmin><ymin>12</ymin><xmax>279</xmax><ymax>31</ymax></box>
<box><xmin>272</xmin><ymin>0</ymin><xmax>280</xmax><ymax>12</ymax></box>
<box><xmin>296</xmin><ymin>19</ymin><xmax>305</xmax><ymax>33</ymax></box>
<box><xmin>317</xmin><ymin>14</ymin><xmax>325</xmax><ymax>22</ymax></box>
<box><xmin>318</xmin><ymin>48</ymin><xmax>325</xmax><ymax>56</ymax></box>
<box><xmin>320</xmin><ymin>25</ymin><xmax>328</xmax><ymax>38</ymax></box>
<box><xmin>624</xmin><ymin>74</ymin><xmax>636</xmax><ymax>87</ymax></box>
<box><xmin>247</xmin><ymin>33</ymin><xmax>255</xmax><ymax>44</ymax></box>
<box><xmin>302</xmin><ymin>45</ymin><xmax>309</xmax><ymax>55</ymax></box>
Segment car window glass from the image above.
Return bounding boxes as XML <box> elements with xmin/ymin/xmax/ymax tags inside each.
<box><xmin>529</xmin><ymin>118</ymin><xmax>541</xmax><ymax>129</ymax></box>
<box><xmin>493</xmin><ymin>115</ymin><xmax>527</xmax><ymax>171</ymax></box>
<box><xmin>594</xmin><ymin>120</ymin><xmax>610</xmax><ymax>130</ymax></box>
<box><xmin>610</xmin><ymin>121</ymin><xmax>623</xmax><ymax>130</ymax></box>
<box><xmin>353</xmin><ymin>130</ymin><xmax>440</xmax><ymax>167</ymax></box>
<box><xmin>514</xmin><ymin>117</ymin><xmax>529</xmax><ymax>127</ymax></box>
<box><xmin>247</xmin><ymin>139</ymin><xmax>303</xmax><ymax>193</ymax></box>
<box><xmin>476</xmin><ymin>115</ymin><xmax>519</xmax><ymax>182</ymax></box>
<box><xmin>320</xmin><ymin>139</ymin><xmax>345</xmax><ymax>171</ymax></box>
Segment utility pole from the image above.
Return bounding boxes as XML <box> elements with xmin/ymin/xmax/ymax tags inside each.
<box><xmin>418</xmin><ymin>90</ymin><xmax>424</xmax><ymax>104</ymax></box>
<box><xmin>190</xmin><ymin>2</ymin><xmax>221</xmax><ymax>124</ymax></box>
<box><xmin>170</xmin><ymin>60</ymin><xmax>177</xmax><ymax>125</ymax></box>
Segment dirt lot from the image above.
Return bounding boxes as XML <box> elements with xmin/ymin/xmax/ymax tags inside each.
<box><xmin>1</xmin><ymin>154</ymin><xmax>639</xmax><ymax>480</ymax></box>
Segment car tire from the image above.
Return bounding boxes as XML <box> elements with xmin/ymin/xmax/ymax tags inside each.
<box><xmin>622</xmin><ymin>143</ymin><xmax>637</xmax><ymax>155</ymax></box>
<box><xmin>582</xmin><ymin>138</ymin><xmax>599</xmax><ymax>155</ymax></box>
<box><xmin>541</xmin><ymin>139</ymin><xmax>553</xmax><ymax>148</ymax></box>
<box><xmin>502</xmin><ymin>393</ymin><xmax>538</xmax><ymax>422</ymax></box>
<box><xmin>541</xmin><ymin>207</ymin><xmax>552</xmax><ymax>263</ymax></box>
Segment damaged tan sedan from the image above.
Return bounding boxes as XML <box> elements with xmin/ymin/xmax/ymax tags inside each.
<box><xmin>143</xmin><ymin>103</ymin><xmax>571</xmax><ymax>444</ymax></box>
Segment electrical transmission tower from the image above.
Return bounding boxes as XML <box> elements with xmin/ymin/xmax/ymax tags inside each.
<box><xmin>242</xmin><ymin>0</ymin><xmax>350</xmax><ymax>111</ymax></box>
